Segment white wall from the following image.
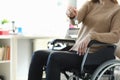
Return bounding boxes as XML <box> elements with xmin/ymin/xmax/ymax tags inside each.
<box><xmin>0</xmin><ymin>0</ymin><xmax>70</xmax><ymax>37</ymax></box>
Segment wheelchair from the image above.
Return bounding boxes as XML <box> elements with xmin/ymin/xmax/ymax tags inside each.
<box><xmin>47</xmin><ymin>39</ymin><xmax>120</xmax><ymax>80</ymax></box>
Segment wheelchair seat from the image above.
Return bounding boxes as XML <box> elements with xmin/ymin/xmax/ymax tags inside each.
<box><xmin>47</xmin><ymin>39</ymin><xmax>117</xmax><ymax>80</ymax></box>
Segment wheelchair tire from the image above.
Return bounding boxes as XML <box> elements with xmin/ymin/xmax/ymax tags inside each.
<box><xmin>91</xmin><ymin>59</ymin><xmax>120</xmax><ymax>80</ymax></box>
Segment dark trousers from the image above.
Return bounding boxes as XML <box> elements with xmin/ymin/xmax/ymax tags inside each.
<box><xmin>28</xmin><ymin>46</ymin><xmax>115</xmax><ymax>80</ymax></box>
<box><xmin>28</xmin><ymin>50</ymin><xmax>83</xmax><ymax>80</ymax></box>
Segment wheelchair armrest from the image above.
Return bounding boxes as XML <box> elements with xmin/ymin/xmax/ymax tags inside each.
<box><xmin>48</xmin><ymin>39</ymin><xmax>75</xmax><ymax>45</ymax></box>
<box><xmin>88</xmin><ymin>40</ymin><xmax>116</xmax><ymax>48</ymax></box>
<box><xmin>47</xmin><ymin>39</ymin><xmax>75</xmax><ymax>50</ymax></box>
<box><xmin>49</xmin><ymin>39</ymin><xmax>115</xmax><ymax>47</ymax></box>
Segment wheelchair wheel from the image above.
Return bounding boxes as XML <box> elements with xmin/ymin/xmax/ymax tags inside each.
<box><xmin>68</xmin><ymin>74</ymin><xmax>91</xmax><ymax>80</ymax></box>
<box><xmin>68</xmin><ymin>75</ymin><xmax>80</xmax><ymax>80</ymax></box>
<box><xmin>91</xmin><ymin>59</ymin><xmax>120</xmax><ymax>80</ymax></box>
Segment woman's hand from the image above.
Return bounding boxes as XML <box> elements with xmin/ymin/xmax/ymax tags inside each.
<box><xmin>78</xmin><ymin>36</ymin><xmax>91</xmax><ymax>55</ymax></box>
<box><xmin>66</xmin><ymin>6</ymin><xmax>78</xmax><ymax>19</ymax></box>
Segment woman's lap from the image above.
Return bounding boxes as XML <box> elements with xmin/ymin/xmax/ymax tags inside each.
<box><xmin>46</xmin><ymin>51</ymin><xmax>83</xmax><ymax>70</ymax></box>
<box><xmin>33</xmin><ymin>50</ymin><xmax>83</xmax><ymax>70</ymax></box>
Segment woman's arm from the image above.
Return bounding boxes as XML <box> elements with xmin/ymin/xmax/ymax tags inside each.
<box><xmin>89</xmin><ymin>10</ymin><xmax>120</xmax><ymax>44</ymax></box>
<box><xmin>77</xmin><ymin>1</ymin><xmax>91</xmax><ymax>24</ymax></box>
<box><xmin>66</xmin><ymin>1</ymin><xmax>91</xmax><ymax>25</ymax></box>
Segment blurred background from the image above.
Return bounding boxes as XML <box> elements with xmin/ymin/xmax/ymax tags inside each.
<box><xmin>0</xmin><ymin>0</ymin><xmax>87</xmax><ymax>37</ymax></box>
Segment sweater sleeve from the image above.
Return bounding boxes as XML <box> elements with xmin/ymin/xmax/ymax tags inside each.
<box><xmin>89</xmin><ymin>10</ymin><xmax>120</xmax><ymax>44</ymax></box>
<box><xmin>77</xmin><ymin>1</ymin><xmax>90</xmax><ymax>24</ymax></box>
<box><xmin>70</xmin><ymin>1</ymin><xmax>90</xmax><ymax>25</ymax></box>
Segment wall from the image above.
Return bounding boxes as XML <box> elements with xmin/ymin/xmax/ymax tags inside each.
<box><xmin>0</xmin><ymin>0</ymin><xmax>70</xmax><ymax>37</ymax></box>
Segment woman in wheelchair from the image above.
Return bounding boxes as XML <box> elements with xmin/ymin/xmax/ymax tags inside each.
<box><xmin>28</xmin><ymin>0</ymin><xmax>120</xmax><ymax>80</ymax></box>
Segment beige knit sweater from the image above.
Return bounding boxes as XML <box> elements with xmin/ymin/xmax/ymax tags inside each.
<box><xmin>71</xmin><ymin>1</ymin><xmax>120</xmax><ymax>57</ymax></box>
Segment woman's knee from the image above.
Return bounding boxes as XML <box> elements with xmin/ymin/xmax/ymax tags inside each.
<box><xmin>48</xmin><ymin>52</ymin><xmax>65</xmax><ymax>64</ymax></box>
<box><xmin>33</xmin><ymin>50</ymin><xmax>49</xmax><ymax>57</ymax></box>
<box><xmin>46</xmin><ymin>52</ymin><xmax>61</xmax><ymax>68</ymax></box>
<box><xmin>48</xmin><ymin>52</ymin><xmax>59</xmax><ymax>60</ymax></box>
<box><xmin>32</xmin><ymin>50</ymin><xmax>50</xmax><ymax>62</ymax></box>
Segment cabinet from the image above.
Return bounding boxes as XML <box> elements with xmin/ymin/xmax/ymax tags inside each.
<box><xmin>0</xmin><ymin>35</ymin><xmax>34</xmax><ymax>80</ymax></box>
<box><xmin>0</xmin><ymin>35</ymin><xmax>56</xmax><ymax>80</ymax></box>
<box><xmin>0</xmin><ymin>36</ymin><xmax>13</xmax><ymax>80</ymax></box>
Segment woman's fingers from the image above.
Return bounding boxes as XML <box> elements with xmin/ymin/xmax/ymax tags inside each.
<box><xmin>78</xmin><ymin>42</ymin><xmax>87</xmax><ymax>55</ymax></box>
<box><xmin>78</xmin><ymin>39</ymin><xmax>90</xmax><ymax>55</ymax></box>
<box><xmin>66</xmin><ymin>6</ymin><xmax>77</xmax><ymax>18</ymax></box>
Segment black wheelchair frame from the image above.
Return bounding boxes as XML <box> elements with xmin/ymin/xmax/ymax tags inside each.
<box><xmin>47</xmin><ymin>39</ymin><xmax>119</xmax><ymax>80</ymax></box>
